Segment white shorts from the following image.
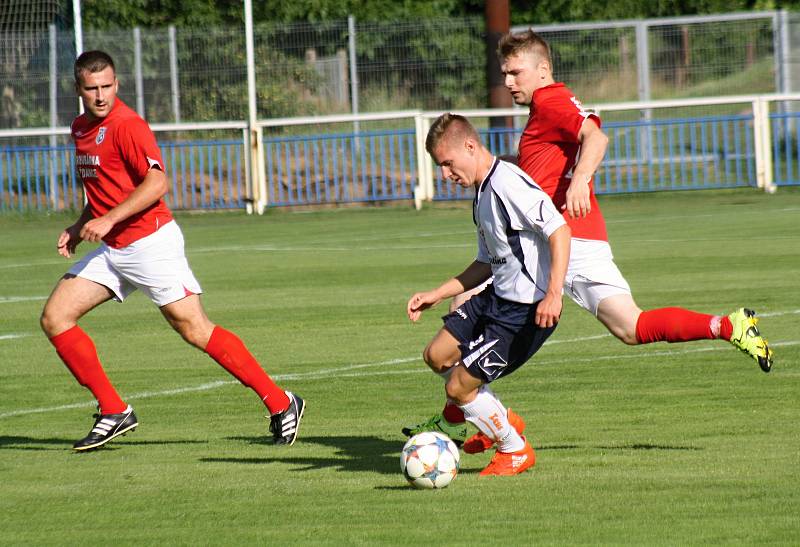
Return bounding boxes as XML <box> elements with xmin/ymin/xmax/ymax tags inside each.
<box><xmin>564</xmin><ymin>238</ymin><xmax>631</xmax><ymax>315</ymax></box>
<box><xmin>69</xmin><ymin>220</ymin><xmax>203</xmax><ymax>307</ymax></box>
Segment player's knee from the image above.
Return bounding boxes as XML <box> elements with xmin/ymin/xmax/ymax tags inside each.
<box><xmin>422</xmin><ymin>344</ymin><xmax>453</xmax><ymax>374</ymax></box>
<box><xmin>422</xmin><ymin>345</ymin><xmax>443</xmax><ymax>372</ymax></box>
<box><xmin>444</xmin><ymin>377</ymin><xmax>470</xmax><ymax>405</ymax></box>
<box><xmin>609</xmin><ymin>326</ymin><xmax>639</xmax><ymax>345</ymax></box>
<box><xmin>39</xmin><ymin>307</ymin><xmax>65</xmax><ymax>337</ymax></box>
<box><xmin>172</xmin><ymin>321</ymin><xmax>210</xmax><ymax>349</ymax></box>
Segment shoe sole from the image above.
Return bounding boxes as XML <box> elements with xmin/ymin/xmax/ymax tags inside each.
<box><xmin>73</xmin><ymin>422</ymin><xmax>138</xmax><ymax>452</ymax></box>
<box><xmin>479</xmin><ymin>460</ymin><xmax>535</xmax><ymax>476</ymax></box>
<box><xmin>479</xmin><ymin>446</ymin><xmax>537</xmax><ymax>476</ymax></box>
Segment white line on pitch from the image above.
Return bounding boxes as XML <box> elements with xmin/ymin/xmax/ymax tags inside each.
<box><xmin>0</xmin><ymin>334</ymin><xmax>30</xmax><ymax>341</ymax></box>
<box><xmin>0</xmin><ymin>260</ymin><xmax>65</xmax><ymax>270</ymax></box>
<box><xmin>758</xmin><ymin>309</ymin><xmax>800</xmax><ymax>317</ymax></box>
<box><xmin>0</xmin><ymin>296</ymin><xmax>47</xmax><ymax>304</ymax></box>
<box><xmin>3</xmin><ymin>339</ymin><xmax>797</xmax><ymax>420</ymax></box>
<box><xmin>545</xmin><ymin>334</ymin><xmax>612</xmax><ymax>345</ymax></box>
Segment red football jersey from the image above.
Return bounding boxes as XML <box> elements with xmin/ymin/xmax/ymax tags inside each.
<box><xmin>517</xmin><ymin>82</ymin><xmax>607</xmax><ymax>241</ymax></box>
<box><xmin>71</xmin><ymin>99</ymin><xmax>173</xmax><ymax>248</ymax></box>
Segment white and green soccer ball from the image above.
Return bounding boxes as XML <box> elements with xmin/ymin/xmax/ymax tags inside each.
<box><xmin>400</xmin><ymin>431</ymin><xmax>460</xmax><ymax>489</ymax></box>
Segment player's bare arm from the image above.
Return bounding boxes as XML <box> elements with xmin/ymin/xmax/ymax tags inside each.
<box><xmin>564</xmin><ymin>118</ymin><xmax>609</xmax><ymax>219</ymax></box>
<box><xmin>57</xmin><ymin>205</ymin><xmax>94</xmax><ymax>258</ymax></box>
<box><xmin>79</xmin><ymin>168</ymin><xmax>169</xmax><ymax>243</ymax></box>
<box><xmin>407</xmin><ymin>261</ymin><xmax>492</xmax><ymax>322</ymax></box>
<box><xmin>535</xmin><ymin>224</ymin><xmax>571</xmax><ymax>328</ymax></box>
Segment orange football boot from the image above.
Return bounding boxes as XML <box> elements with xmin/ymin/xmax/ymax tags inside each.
<box><xmin>463</xmin><ymin>408</ymin><xmax>526</xmax><ymax>454</ymax></box>
<box><xmin>478</xmin><ymin>437</ymin><xmax>536</xmax><ymax>477</ymax></box>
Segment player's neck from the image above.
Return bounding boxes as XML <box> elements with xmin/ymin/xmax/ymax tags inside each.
<box><xmin>474</xmin><ymin>151</ymin><xmax>496</xmax><ymax>186</ymax></box>
<box><xmin>533</xmin><ymin>75</ymin><xmax>556</xmax><ymax>93</ymax></box>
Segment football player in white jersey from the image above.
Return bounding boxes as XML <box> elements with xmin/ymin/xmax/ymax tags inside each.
<box><xmin>405</xmin><ymin>113</ymin><xmax>570</xmax><ymax>476</ymax></box>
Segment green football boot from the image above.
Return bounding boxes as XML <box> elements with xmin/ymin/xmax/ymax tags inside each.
<box><xmin>401</xmin><ymin>413</ymin><xmax>467</xmax><ymax>446</ymax></box>
<box><xmin>728</xmin><ymin>308</ymin><xmax>773</xmax><ymax>373</ymax></box>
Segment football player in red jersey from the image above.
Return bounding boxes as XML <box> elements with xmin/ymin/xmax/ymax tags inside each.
<box><xmin>40</xmin><ymin>51</ymin><xmax>304</xmax><ymax>451</ymax></box>
<box><xmin>403</xmin><ymin>31</ymin><xmax>773</xmax><ymax>451</ymax></box>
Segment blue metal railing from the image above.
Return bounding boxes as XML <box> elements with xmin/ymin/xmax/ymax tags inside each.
<box><xmin>771</xmin><ymin>110</ymin><xmax>800</xmax><ymax>187</ymax></box>
<box><xmin>0</xmin><ymin>139</ymin><xmax>246</xmax><ymax>212</ymax></box>
<box><xmin>430</xmin><ymin>113</ymin><xmax>760</xmax><ymax>200</ymax></box>
<box><xmin>2</xmin><ymin>110</ymin><xmax>797</xmax><ymax>213</ymax></box>
<box><xmin>264</xmin><ymin>129</ymin><xmax>417</xmax><ymax>206</ymax></box>
<box><xmin>161</xmin><ymin>140</ymin><xmax>245</xmax><ymax>210</ymax></box>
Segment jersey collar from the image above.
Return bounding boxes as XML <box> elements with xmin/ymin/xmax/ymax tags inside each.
<box><xmin>479</xmin><ymin>157</ymin><xmax>499</xmax><ymax>193</ymax></box>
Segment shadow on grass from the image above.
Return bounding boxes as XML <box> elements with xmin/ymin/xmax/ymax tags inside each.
<box><xmin>539</xmin><ymin>443</ymin><xmax>703</xmax><ymax>451</ymax></box>
<box><xmin>204</xmin><ymin>435</ymin><xmax>403</xmax><ymax>474</ymax></box>
<box><xmin>0</xmin><ymin>435</ymin><xmax>208</xmax><ymax>451</ymax></box>
<box><xmin>206</xmin><ymin>437</ymin><xmax>701</xmax><ymax>474</ymax></box>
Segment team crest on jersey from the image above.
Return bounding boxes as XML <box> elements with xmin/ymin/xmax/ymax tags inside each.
<box><xmin>95</xmin><ymin>127</ymin><xmax>107</xmax><ymax>145</ymax></box>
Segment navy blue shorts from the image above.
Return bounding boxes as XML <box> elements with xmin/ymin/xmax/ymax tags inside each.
<box><xmin>442</xmin><ymin>284</ymin><xmax>557</xmax><ymax>383</ymax></box>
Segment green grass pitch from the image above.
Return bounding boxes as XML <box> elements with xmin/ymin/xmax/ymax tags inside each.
<box><xmin>1</xmin><ymin>188</ymin><xmax>798</xmax><ymax>544</ymax></box>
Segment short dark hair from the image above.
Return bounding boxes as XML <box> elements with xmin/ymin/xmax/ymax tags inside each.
<box><xmin>498</xmin><ymin>30</ymin><xmax>552</xmax><ymax>64</ymax></box>
<box><xmin>425</xmin><ymin>113</ymin><xmax>481</xmax><ymax>155</ymax></box>
<box><xmin>74</xmin><ymin>50</ymin><xmax>116</xmax><ymax>82</ymax></box>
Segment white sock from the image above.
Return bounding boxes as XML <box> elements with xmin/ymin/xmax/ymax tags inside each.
<box><xmin>458</xmin><ymin>385</ymin><xmax>524</xmax><ymax>453</ymax></box>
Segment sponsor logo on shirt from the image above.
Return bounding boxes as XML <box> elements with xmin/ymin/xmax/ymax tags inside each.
<box><xmin>489</xmin><ymin>256</ymin><xmax>507</xmax><ymax>265</ymax></box>
<box><xmin>76</xmin><ymin>154</ymin><xmax>100</xmax><ymax>179</ymax></box>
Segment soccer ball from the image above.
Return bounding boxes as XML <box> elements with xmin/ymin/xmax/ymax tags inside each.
<box><xmin>400</xmin><ymin>431</ymin><xmax>460</xmax><ymax>489</ymax></box>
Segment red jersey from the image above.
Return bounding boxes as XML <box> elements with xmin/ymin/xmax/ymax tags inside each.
<box><xmin>517</xmin><ymin>82</ymin><xmax>607</xmax><ymax>241</ymax></box>
<box><xmin>71</xmin><ymin>99</ymin><xmax>172</xmax><ymax>248</ymax></box>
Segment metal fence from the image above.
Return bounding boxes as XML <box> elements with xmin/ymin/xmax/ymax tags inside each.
<box><xmin>3</xmin><ymin>11</ymin><xmax>800</xmax><ymax>130</ymax></box>
<box><xmin>2</xmin><ymin>94</ymin><xmax>798</xmax><ymax>213</ymax></box>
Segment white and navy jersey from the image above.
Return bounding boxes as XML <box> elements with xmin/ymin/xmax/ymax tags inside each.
<box><xmin>474</xmin><ymin>158</ymin><xmax>566</xmax><ymax>304</ymax></box>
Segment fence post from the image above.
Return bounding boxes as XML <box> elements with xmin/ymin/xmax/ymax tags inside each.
<box><xmin>635</xmin><ymin>20</ymin><xmax>652</xmax><ymax>164</ymax></box>
<box><xmin>244</xmin><ymin>0</ymin><xmax>266</xmax><ymax>213</ymax></box>
<box><xmin>348</xmin><ymin>15</ymin><xmax>361</xmax><ymax>148</ymax></box>
<box><xmin>761</xmin><ymin>98</ymin><xmax>775</xmax><ymax>192</ymax></box>
<box><xmin>255</xmin><ymin>126</ymin><xmax>268</xmax><ymax>213</ymax></box>
<box><xmin>752</xmin><ymin>97</ymin><xmax>775</xmax><ymax>192</ymax></box>
<box><xmin>168</xmin><ymin>25</ymin><xmax>181</xmax><ymax>123</ymax></box>
<box><xmin>414</xmin><ymin>113</ymin><xmax>426</xmax><ymax>209</ymax></box>
<box><xmin>133</xmin><ymin>27</ymin><xmax>145</xmax><ymax>117</ymax></box>
<box><xmin>49</xmin><ymin>24</ymin><xmax>58</xmax><ymax>210</ymax></box>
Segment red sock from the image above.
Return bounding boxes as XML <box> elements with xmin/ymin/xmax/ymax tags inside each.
<box><xmin>718</xmin><ymin>316</ymin><xmax>733</xmax><ymax>341</ymax></box>
<box><xmin>49</xmin><ymin>325</ymin><xmax>127</xmax><ymax>415</ymax></box>
<box><xmin>205</xmin><ymin>326</ymin><xmax>290</xmax><ymax>414</ymax></box>
<box><xmin>442</xmin><ymin>401</ymin><xmax>465</xmax><ymax>424</ymax></box>
<box><xmin>635</xmin><ymin>307</ymin><xmax>721</xmax><ymax>344</ymax></box>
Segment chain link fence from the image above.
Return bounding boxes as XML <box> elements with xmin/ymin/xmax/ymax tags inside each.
<box><xmin>2</xmin><ymin>11</ymin><xmax>800</xmax><ymax>130</ymax></box>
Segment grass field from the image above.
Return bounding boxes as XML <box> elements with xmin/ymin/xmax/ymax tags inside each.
<box><xmin>1</xmin><ymin>188</ymin><xmax>798</xmax><ymax>545</ymax></box>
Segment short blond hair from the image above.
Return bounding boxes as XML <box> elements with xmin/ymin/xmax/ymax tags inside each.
<box><xmin>498</xmin><ymin>30</ymin><xmax>551</xmax><ymax>65</ymax></box>
<box><xmin>425</xmin><ymin>113</ymin><xmax>481</xmax><ymax>155</ymax></box>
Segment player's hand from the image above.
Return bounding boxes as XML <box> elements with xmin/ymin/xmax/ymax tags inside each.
<box><xmin>407</xmin><ymin>291</ymin><xmax>441</xmax><ymax>322</ymax></box>
<box><xmin>562</xmin><ymin>175</ymin><xmax>591</xmax><ymax>218</ymax></box>
<box><xmin>535</xmin><ymin>292</ymin><xmax>562</xmax><ymax>328</ymax></box>
<box><xmin>79</xmin><ymin>215</ymin><xmax>114</xmax><ymax>243</ymax></box>
<box><xmin>57</xmin><ymin>225</ymin><xmax>83</xmax><ymax>258</ymax></box>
